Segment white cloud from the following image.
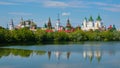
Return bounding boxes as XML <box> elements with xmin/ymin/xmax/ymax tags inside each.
<box><xmin>62</xmin><ymin>12</ymin><xmax>70</xmax><ymax>16</ymax></box>
<box><xmin>91</xmin><ymin>2</ymin><xmax>120</xmax><ymax>8</ymax></box>
<box><xmin>85</xmin><ymin>2</ymin><xmax>120</xmax><ymax>12</ymax></box>
<box><xmin>68</xmin><ymin>1</ymin><xmax>88</xmax><ymax>8</ymax></box>
<box><xmin>2</xmin><ymin>0</ymin><xmax>120</xmax><ymax>12</ymax></box>
<box><xmin>10</xmin><ymin>0</ymin><xmax>41</xmax><ymax>3</ymax></box>
<box><xmin>43</xmin><ymin>1</ymin><xmax>68</xmax><ymax>8</ymax></box>
<box><xmin>89</xmin><ymin>2</ymin><xmax>109</xmax><ymax>6</ymax></box>
<box><xmin>102</xmin><ymin>7</ymin><xmax>120</xmax><ymax>12</ymax></box>
<box><xmin>0</xmin><ymin>0</ymin><xmax>87</xmax><ymax>8</ymax></box>
<box><xmin>0</xmin><ymin>1</ymin><xmax>18</xmax><ymax>5</ymax></box>
<box><xmin>8</xmin><ymin>12</ymin><xmax>32</xmax><ymax>16</ymax></box>
<box><xmin>42</xmin><ymin>1</ymin><xmax>88</xmax><ymax>8</ymax></box>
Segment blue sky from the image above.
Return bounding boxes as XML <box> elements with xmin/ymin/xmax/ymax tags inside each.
<box><xmin>0</xmin><ymin>0</ymin><xmax>120</xmax><ymax>29</ymax></box>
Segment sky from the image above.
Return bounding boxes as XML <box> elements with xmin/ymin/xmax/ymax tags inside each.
<box><xmin>0</xmin><ymin>0</ymin><xmax>120</xmax><ymax>29</ymax></box>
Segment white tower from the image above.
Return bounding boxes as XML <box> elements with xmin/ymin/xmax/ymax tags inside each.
<box><xmin>55</xmin><ymin>14</ymin><xmax>60</xmax><ymax>31</ymax></box>
<box><xmin>20</xmin><ymin>17</ymin><xmax>25</xmax><ymax>28</ymax></box>
<box><xmin>82</xmin><ymin>17</ymin><xmax>87</xmax><ymax>30</ymax></box>
<box><xmin>95</xmin><ymin>15</ymin><xmax>102</xmax><ymax>29</ymax></box>
<box><xmin>9</xmin><ymin>19</ymin><xmax>14</xmax><ymax>30</ymax></box>
<box><xmin>87</xmin><ymin>16</ymin><xmax>94</xmax><ymax>30</ymax></box>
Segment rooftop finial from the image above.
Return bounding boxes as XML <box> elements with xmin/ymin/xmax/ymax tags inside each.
<box><xmin>58</xmin><ymin>13</ymin><xmax>60</xmax><ymax>21</ymax></box>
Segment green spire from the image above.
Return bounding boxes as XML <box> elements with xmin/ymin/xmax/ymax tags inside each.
<box><xmin>89</xmin><ymin>16</ymin><xmax>94</xmax><ymax>21</ymax></box>
<box><xmin>84</xmin><ymin>17</ymin><xmax>87</xmax><ymax>21</ymax></box>
<box><xmin>96</xmin><ymin>15</ymin><xmax>102</xmax><ymax>21</ymax></box>
<box><xmin>44</xmin><ymin>23</ymin><xmax>47</xmax><ymax>28</ymax></box>
<box><xmin>112</xmin><ymin>24</ymin><xmax>116</xmax><ymax>30</ymax></box>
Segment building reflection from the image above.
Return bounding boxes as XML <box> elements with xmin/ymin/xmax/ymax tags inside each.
<box><xmin>47</xmin><ymin>51</ymin><xmax>71</xmax><ymax>60</ymax></box>
<box><xmin>48</xmin><ymin>51</ymin><xmax>51</xmax><ymax>60</ymax></box>
<box><xmin>47</xmin><ymin>50</ymin><xmax>101</xmax><ymax>62</ymax></box>
<box><xmin>67</xmin><ymin>52</ymin><xmax>71</xmax><ymax>60</ymax></box>
<box><xmin>95</xmin><ymin>51</ymin><xmax>101</xmax><ymax>62</ymax></box>
<box><xmin>54</xmin><ymin>51</ymin><xmax>61</xmax><ymax>60</ymax></box>
<box><xmin>83</xmin><ymin>50</ymin><xmax>101</xmax><ymax>62</ymax></box>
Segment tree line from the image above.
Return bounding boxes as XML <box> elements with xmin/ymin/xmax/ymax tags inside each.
<box><xmin>0</xmin><ymin>27</ymin><xmax>120</xmax><ymax>44</ymax></box>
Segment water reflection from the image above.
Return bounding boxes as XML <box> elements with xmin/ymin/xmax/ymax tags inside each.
<box><xmin>47</xmin><ymin>51</ymin><xmax>102</xmax><ymax>63</ymax></box>
<box><xmin>0</xmin><ymin>48</ymin><xmax>46</xmax><ymax>58</ymax></box>
<box><xmin>53</xmin><ymin>51</ymin><xmax>71</xmax><ymax>60</ymax></box>
<box><xmin>83</xmin><ymin>51</ymin><xmax>101</xmax><ymax>62</ymax></box>
<box><xmin>0</xmin><ymin>48</ymin><xmax>105</xmax><ymax>63</ymax></box>
<box><xmin>0</xmin><ymin>42</ymin><xmax>120</xmax><ymax>68</ymax></box>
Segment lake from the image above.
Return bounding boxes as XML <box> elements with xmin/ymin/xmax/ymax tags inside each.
<box><xmin>0</xmin><ymin>42</ymin><xmax>120</xmax><ymax>68</ymax></box>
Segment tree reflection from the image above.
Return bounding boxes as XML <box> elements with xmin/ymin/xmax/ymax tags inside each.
<box><xmin>0</xmin><ymin>48</ymin><xmax>46</xmax><ymax>58</ymax></box>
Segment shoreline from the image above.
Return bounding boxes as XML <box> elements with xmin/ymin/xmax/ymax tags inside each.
<box><xmin>0</xmin><ymin>41</ymin><xmax>120</xmax><ymax>46</ymax></box>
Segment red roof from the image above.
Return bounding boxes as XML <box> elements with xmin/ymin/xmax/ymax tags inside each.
<box><xmin>46</xmin><ymin>29</ymin><xmax>53</xmax><ymax>32</ymax></box>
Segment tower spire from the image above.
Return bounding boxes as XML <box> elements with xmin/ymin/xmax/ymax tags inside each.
<box><xmin>55</xmin><ymin>13</ymin><xmax>61</xmax><ymax>31</ymax></box>
<box><xmin>58</xmin><ymin>13</ymin><xmax>60</xmax><ymax>21</ymax></box>
<box><xmin>89</xmin><ymin>16</ymin><xmax>94</xmax><ymax>21</ymax></box>
<box><xmin>9</xmin><ymin>19</ymin><xmax>14</xmax><ymax>30</ymax></box>
<box><xmin>11</xmin><ymin>19</ymin><xmax>14</xmax><ymax>27</ymax></box>
<box><xmin>47</xmin><ymin>17</ymin><xmax>52</xmax><ymax>29</ymax></box>
<box><xmin>96</xmin><ymin>15</ymin><xmax>102</xmax><ymax>21</ymax></box>
<box><xmin>21</xmin><ymin>17</ymin><xmax>24</xmax><ymax>23</ymax></box>
<box><xmin>6</xmin><ymin>23</ymin><xmax>8</xmax><ymax>29</ymax></box>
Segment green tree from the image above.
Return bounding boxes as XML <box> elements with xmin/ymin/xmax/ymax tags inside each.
<box><xmin>12</xmin><ymin>28</ymin><xmax>35</xmax><ymax>43</ymax></box>
<box><xmin>34</xmin><ymin>29</ymin><xmax>47</xmax><ymax>42</ymax></box>
<box><xmin>69</xmin><ymin>30</ymin><xmax>87</xmax><ymax>41</ymax></box>
<box><xmin>100</xmin><ymin>31</ymin><xmax>113</xmax><ymax>41</ymax></box>
<box><xmin>54</xmin><ymin>31</ymin><xmax>69</xmax><ymax>41</ymax></box>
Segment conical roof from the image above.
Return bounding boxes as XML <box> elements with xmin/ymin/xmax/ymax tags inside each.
<box><xmin>89</xmin><ymin>16</ymin><xmax>94</xmax><ymax>21</ymax></box>
<box><xmin>84</xmin><ymin>17</ymin><xmax>87</xmax><ymax>21</ymax></box>
<box><xmin>47</xmin><ymin>17</ymin><xmax>52</xmax><ymax>29</ymax></box>
<box><xmin>66</xmin><ymin>18</ymin><xmax>71</xmax><ymax>27</ymax></box>
<box><xmin>96</xmin><ymin>15</ymin><xmax>102</xmax><ymax>21</ymax></box>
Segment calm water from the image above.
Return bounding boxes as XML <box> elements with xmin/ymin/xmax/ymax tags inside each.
<box><xmin>0</xmin><ymin>42</ymin><xmax>120</xmax><ymax>68</ymax></box>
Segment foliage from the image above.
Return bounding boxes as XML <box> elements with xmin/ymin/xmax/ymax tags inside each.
<box><xmin>86</xmin><ymin>31</ymin><xmax>101</xmax><ymax>41</ymax></box>
<box><xmin>0</xmin><ymin>28</ymin><xmax>120</xmax><ymax>44</ymax></box>
<box><xmin>54</xmin><ymin>31</ymin><xmax>69</xmax><ymax>41</ymax></box>
<box><xmin>34</xmin><ymin>29</ymin><xmax>47</xmax><ymax>42</ymax></box>
<box><xmin>69</xmin><ymin>30</ymin><xmax>88</xmax><ymax>41</ymax></box>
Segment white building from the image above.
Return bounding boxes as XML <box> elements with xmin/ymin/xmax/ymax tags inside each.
<box><xmin>16</xmin><ymin>18</ymin><xmax>37</xmax><ymax>30</ymax></box>
<box><xmin>9</xmin><ymin>19</ymin><xmax>14</xmax><ymax>30</ymax></box>
<box><xmin>55</xmin><ymin>14</ymin><xmax>64</xmax><ymax>31</ymax></box>
<box><xmin>55</xmin><ymin>16</ymin><xmax>60</xmax><ymax>31</ymax></box>
<box><xmin>81</xmin><ymin>15</ymin><xmax>104</xmax><ymax>31</ymax></box>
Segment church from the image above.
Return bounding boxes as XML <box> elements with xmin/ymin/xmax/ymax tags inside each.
<box><xmin>81</xmin><ymin>15</ymin><xmax>105</xmax><ymax>31</ymax></box>
<box><xmin>9</xmin><ymin>18</ymin><xmax>37</xmax><ymax>31</ymax></box>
